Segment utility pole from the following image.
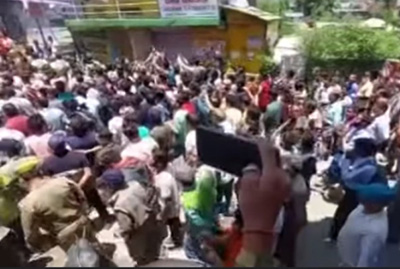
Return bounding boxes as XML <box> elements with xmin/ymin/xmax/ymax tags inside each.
<box><xmin>115</xmin><ymin>0</ymin><xmax>122</xmax><ymax>18</ymax></box>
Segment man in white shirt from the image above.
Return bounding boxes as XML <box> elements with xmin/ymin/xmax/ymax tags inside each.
<box><xmin>31</xmin><ymin>58</ymin><xmax>48</xmax><ymax>70</ymax></box>
<box><xmin>108</xmin><ymin>106</ymin><xmax>134</xmax><ymax>145</ymax></box>
<box><xmin>0</xmin><ymin>88</ymin><xmax>36</xmax><ymax>116</ymax></box>
<box><xmin>50</xmin><ymin>55</ymin><xmax>70</xmax><ymax>75</ymax></box>
<box><xmin>366</xmin><ymin>97</ymin><xmax>390</xmax><ymax>146</ymax></box>
<box><xmin>38</xmin><ymin>98</ymin><xmax>68</xmax><ymax>131</ymax></box>
<box><xmin>327</xmin><ymin>78</ymin><xmax>343</xmax><ymax>97</ymax></box>
<box><xmin>338</xmin><ymin>183</ymin><xmax>395</xmax><ymax>267</ymax></box>
<box><xmin>184</xmin><ymin>113</ymin><xmax>200</xmax><ymax>156</ymax></box>
<box><xmin>224</xmin><ymin>95</ymin><xmax>242</xmax><ymax>131</ymax></box>
<box><xmin>0</xmin><ymin>127</ymin><xmax>25</xmax><ymax>142</ymax></box>
<box><xmin>358</xmin><ymin>72</ymin><xmax>374</xmax><ymax>98</ymax></box>
<box><xmin>152</xmin><ymin>149</ymin><xmax>182</xmax><ymax>248</ymax></box>
<box><xmin>120</xmin><ymin>123</ymin><xmax>157</xmax><ymax>164</ymax></box>
<box><xmin>305</xmin><ymin>100</ymin><xmax>323</xmax><ymax>130</ymax></box>
<box><xmin>185</xmin><ymin>130</ymin><xmax>196</xmax><ymax>156</ymax></box>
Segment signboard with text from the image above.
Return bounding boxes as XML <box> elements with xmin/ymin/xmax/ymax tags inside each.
<box><xmin>28</xmin><ymin>2</ymin><xmax>45</xmax><ymax>18</ymax></box>
<box><xmin>158</xmin><ymin>0</ymin><xmax>219</xmax><ymax>18</ymax></box>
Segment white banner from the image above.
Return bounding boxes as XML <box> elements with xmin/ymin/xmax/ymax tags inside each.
<box><xmin>159</xmin><ymin>0</ymin><xmax>219</xmax><ymax>18</ymax></box>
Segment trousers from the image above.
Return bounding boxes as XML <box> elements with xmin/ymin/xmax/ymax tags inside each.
<box><xmin>329</xmin><ymin>188</ymin><xmax>358</xmax><ymax>240</ymax></box>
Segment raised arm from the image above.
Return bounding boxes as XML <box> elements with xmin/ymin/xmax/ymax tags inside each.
<box><xmin>143</xmin><ymin>47</ymin><xmax>157</xmax><ymax>65</ymax></box>
<box><xmin>271</xmin><ymin>119</ymin><xmax>292</xmax><ymax>144</ymax></box>
<box><xmin>177</xmin><ymin>54</ymin><xmax>196</xmax><ymax>73</ymax></box>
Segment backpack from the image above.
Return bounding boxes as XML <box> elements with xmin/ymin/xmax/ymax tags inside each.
<box><xmin>120</xmin><ymin>164</ymin><xmax>162</xmax><ymax>219</ymax></box>
<box><xmin>168</xmin><ymin>155</ymin><xmax>196</xmax><ymax>190</ymax></box>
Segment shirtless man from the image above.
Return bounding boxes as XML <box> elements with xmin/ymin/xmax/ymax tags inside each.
<box><xmin>236</xmin><ymin>138</ymin><xmax>291</xmax><ymax>267</ymax></box>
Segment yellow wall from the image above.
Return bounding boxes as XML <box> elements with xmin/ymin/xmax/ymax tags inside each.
<box><xmin>225</xmin><ymin>10</ymin><xmax>266</xmax><ymax>73</ymax></box>
<box><xmin>191</xmin><ymin>10</ymin><xmax>267</xmax><ymax>73</ymax></box>
<box><xmin>193</xmin><ymin>27</ymin><xmax>227</xmax><ymax>57</ymax></box>
<box><xmin>84</xmin><ymin>0</ymin><xmax>159</xmax><ymax>18</ymax></box>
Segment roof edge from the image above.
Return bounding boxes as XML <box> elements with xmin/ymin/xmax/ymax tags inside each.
<box><xmin>220</xmin><ymin>4</ymin><xmax>281</xmax><ymax>22</ymax></box>
<box><xmin>66</xmin><ymin>17</ymin><xmax>220</xmax><ymax>31</ymax></box>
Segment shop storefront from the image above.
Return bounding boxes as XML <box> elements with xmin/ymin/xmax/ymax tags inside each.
<box><xmin>67</xmin><ymin>0</ymin><xmax>279</xmax><ymax>73</ymax></box>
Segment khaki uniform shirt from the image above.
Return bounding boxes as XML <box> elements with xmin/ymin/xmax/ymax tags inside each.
<box><xmin>18</xmin><ymin>178</ymin><xmax>88</xmax><ymax>250</ymax></box>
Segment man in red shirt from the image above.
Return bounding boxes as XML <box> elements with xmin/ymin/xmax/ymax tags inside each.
<box><xmin>258</xmin><ymin>74</ymin><xmax>272</xmax><ymax>112</ymax></box>
<box><xmin>3</xmin><ymin>103</ymin><xmax>29</xmax><ymax>135</ymax></box>
<box><xmin>223</xmin><ymin>210</ymin><xmax>244</xmax><ymax>267</ymax></box>
<box><xmin>178</xmin><ymin>91</ymin><xmax>196</xmax><ymax>115</ymax></box>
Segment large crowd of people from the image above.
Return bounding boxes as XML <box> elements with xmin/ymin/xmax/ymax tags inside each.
<box><xmin>0</xmin><ymin>31</ymin><xmax>399</xmax><ymax>267</ymax></box>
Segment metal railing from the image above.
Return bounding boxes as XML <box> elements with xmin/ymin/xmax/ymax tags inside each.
<box><xmin>67</xmin><ymin>0</ymin><xmax>161</xmax><ymax>20</ymax></box>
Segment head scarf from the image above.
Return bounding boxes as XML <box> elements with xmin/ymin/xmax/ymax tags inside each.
<box><xmin>0</xmin><ymin>173</ymin><xmax>20</xmax><ymax>225</ymax></box>
<box><xmin>182</xmin><ymin>166</ymin><xmax>217</xmax><ymax>215</ymax></box>
<box><xmin>138</xmin><ymin>126</ymin><xmax>150</xmax><ymax>139</ymax></box>
<box><xmin>15</xmin><ymin>156</ymin><xmax>41</xmax><ymax>177</ymax></box>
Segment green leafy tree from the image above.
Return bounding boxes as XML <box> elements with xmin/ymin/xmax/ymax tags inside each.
<box><xmin>260</xmin><ymin>55</ymin><xmax>279</xmax><ymax>75</ymax></box>
<box><xmin>302</xmin><ymin>26</ymin><xmax>400</xmax><ymax>61</ymax></box>
<box><xmin>260</xmin><ymin>0</ymin><xmax>289</xmax><ymax>15</ymax></box>
<box><xmin>302</xmin><ymin>26</ymin><xmax>400</xmax><ymax>78</ymax></box>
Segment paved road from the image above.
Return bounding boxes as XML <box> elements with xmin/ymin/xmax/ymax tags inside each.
<box><xmin>297</xmin><ymin>190</ymin><xmax>400</xmax><ymax>267</ymax></box>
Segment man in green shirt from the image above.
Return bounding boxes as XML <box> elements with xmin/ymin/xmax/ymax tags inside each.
<box><xmin>263</xmin><ymin>90</ymin><xmax>283</xmax><ymax>136</ymax></box>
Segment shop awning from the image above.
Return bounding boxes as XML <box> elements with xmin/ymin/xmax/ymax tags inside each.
<box><xmin>220</xmin><ymin>5</ymin><xmax>280</xmax><ymax>22</ymax></box>
<box><xmin>66</xmin><ymin>17</ymin><xmax>220</xmax><ymax>32</ymax></box>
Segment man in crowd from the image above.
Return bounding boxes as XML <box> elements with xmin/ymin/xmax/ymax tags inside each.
<box><xmin>17</xmin><ymin>157</ymin><xmax>93</xmax><ymax>252</ymax></box>
<box><xmin>98</xmin><ymin>168</ymin><xmax>166</xmax><ymax>265</ymax></box>
<box><xmin>338</xmin><ymin>183</ymin><xmax>395</xmax><ymax>267</ymax></box>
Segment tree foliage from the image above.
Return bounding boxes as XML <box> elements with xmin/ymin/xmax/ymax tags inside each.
<box><xmin>260</xmin><ymin>55</ymin><xmax>279</xmax><ymax>76</ymax></box>
<box><xmin>260</xmin><ymin>0</ymin><xmax>289</xmax><ymax>15</ymax></box>
<box><xmin>302</xmin><ymin>26</ymin><xmax>400</xmax><ymax>61</ymax></box>
<box><xmin>296</xmin><ymin>0</ymin><xmax>337</xmax><ymax>17</ymax></box>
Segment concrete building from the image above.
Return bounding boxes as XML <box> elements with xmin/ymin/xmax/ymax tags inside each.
<box><xmin>0</xmin><ymin>0</ymin><xmax>27</xmax><ymax>41</ymax></box>
<box><xmin>0</xmin><ymin>0</ymin><xmax>74</xmax><ymax>44</ymax></box>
